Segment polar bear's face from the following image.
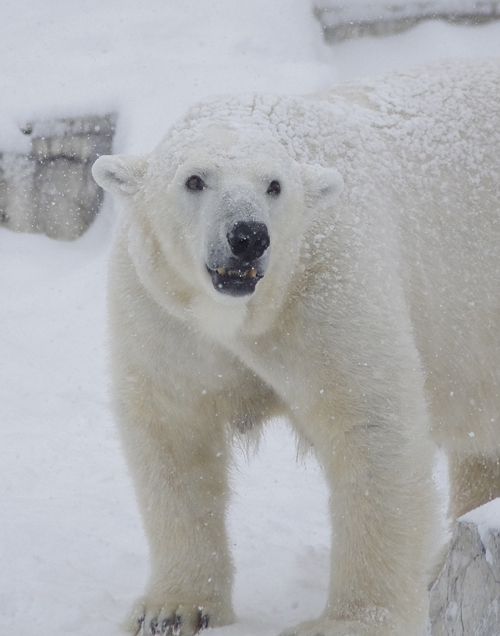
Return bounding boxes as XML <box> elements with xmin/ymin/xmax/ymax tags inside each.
<box><xmin>92</xmin><ymin>128</ymin><xmax>343</xmax><ymax>310</ymax></box>
<box><xmin>165</xmin><ymin>148</ymin><xmax>300</xmax><ymax>299</ymax></box>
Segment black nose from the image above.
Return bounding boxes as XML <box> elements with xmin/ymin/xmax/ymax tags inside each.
<box><xmin>227</xmin><ymin>221</ymin><xmax>270</xmax><ymax>261</ymax></box>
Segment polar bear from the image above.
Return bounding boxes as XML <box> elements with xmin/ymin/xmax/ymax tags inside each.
<box><xmin>92</xmin><ymin>60</ymin><xmax>500</xmax><ymax>636</ymax></box>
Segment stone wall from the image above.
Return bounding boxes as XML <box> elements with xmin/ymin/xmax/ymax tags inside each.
<box><xmin>0</xmin><ymin>114</ymin><xmax>115</xmax><ymax>241</ymax></box>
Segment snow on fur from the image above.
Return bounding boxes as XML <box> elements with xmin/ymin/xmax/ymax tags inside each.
<box><xmin>93</xmin><ymin>60</ymin><xmax>500</xmax><ymax>636</ymax></box>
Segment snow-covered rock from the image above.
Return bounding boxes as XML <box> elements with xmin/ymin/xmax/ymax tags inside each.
<box><xmin>0</xmin><ymin>114</ymin><xmax>115</xmax><ymax>240</ymax></box>
<box><xmin>314</xmin><ymin>1</ymin><xmax>500</xmax><ymax>42</ymax></box>
<box><xmin>429</xmin><ymin>498</ymin><xmax>500</xmax><ymax>636</ymax></box>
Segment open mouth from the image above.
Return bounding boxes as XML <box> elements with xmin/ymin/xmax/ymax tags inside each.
<box><xmin>207</xmin><ymin>266</ymin><xmax>264</xmax><ymax>296</ymax></box>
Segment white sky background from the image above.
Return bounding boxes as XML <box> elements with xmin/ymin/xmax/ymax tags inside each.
<box><xmin>0</xmin><ymin>2</ymin><xmax>499</xmax><ymax>635</ymax></box>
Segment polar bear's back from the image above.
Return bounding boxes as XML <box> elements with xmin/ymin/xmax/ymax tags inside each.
<box><xmin>163</xmin><ymin>59</ymin><xmax>500</xmax><ymax>170</ymax></box>
<box><xmin>306</xmin><ymin>61</ymin><xmax>500</xmax><ymax>452</ymax></box>
<box><xmin>331</xmin><ymin>60</ymin><xmax>500</xmax><ymax>452</ymax></box>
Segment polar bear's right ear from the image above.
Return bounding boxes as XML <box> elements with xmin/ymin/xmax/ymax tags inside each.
<box><xmin>92</xmin><ymin>155</ymin><xmax>146</xmax><ymax>197</ymax></box>
<box><xmin>301</xmin><ymin>164</ymin><xmax>344</xmax><ymax>210</ymax></box>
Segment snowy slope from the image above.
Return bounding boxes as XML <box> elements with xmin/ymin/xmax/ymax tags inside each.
<box><xmin>1</xmin><ymin>2</ymin><xmax>499</xmax><ymax>635</ymax></box>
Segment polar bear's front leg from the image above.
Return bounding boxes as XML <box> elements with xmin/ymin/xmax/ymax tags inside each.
<box><xmin>116</xmin><ymin>377</ymin><xmax>235</xmax><ymax>636</ymax></box>
<box><xmin>285</xmin><ymin>393</ymin><xmax>437</xmax><ymax>636</ymax></box>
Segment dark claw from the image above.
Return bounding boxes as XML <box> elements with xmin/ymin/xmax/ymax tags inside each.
<box><xmin>162</xmin><ymin>617</ymin><xmax>174</xmax><ymax>633</ymax></box>
<box><xmin>173</xmin><ymin>615</ymin><xmax>182</xmax><ymax>636</ymax></box>
<box><xmin>200</xmin><ymin>614</ymin><xmax>210</xmax><ymax>630</ymax></box>
<box><xmin>150</xmin><ymin>618</ymin><xmax>159</xmax><ymax>635</ymax></box>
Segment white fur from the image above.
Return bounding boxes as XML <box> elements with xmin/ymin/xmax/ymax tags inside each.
<box><xmin>92</xmin><ymin>60</ymin><xmax>500</xmax><ymax>636</ymax></box>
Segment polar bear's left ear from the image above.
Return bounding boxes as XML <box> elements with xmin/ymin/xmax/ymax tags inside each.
<box><xmin>301</xmin><ymin>164</ymin><xmax>344</xmax><ymax>210</ymax></box>
<box><xmin>92</xmin><ymin>155</ymin><xmax>147</xmax><ymax>197</ymax></box>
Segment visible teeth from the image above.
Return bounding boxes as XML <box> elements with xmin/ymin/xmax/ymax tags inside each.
<box><xmin>215</xmin><ymin>267</ymin><xmax>259</xmax><ymax>279</ymax></box>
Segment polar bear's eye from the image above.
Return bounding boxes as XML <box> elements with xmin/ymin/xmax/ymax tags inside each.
<box><xmin>185</xmin><ymin>175</ymin><xmax>206</xmax><ymax>191</ymax></box>
<box><xmin>267</xmin><ymin>180</ymin><xmax>281</xmax><ymax>196</ymax></box>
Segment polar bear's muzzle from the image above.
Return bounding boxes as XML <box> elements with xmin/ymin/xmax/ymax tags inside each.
<box><xmin>207</xmin><ymin>220</ymin><xmax>270</xmax><ymax>296</ymax></box>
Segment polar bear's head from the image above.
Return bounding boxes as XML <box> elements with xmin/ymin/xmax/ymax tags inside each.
<box><xmin>93</xmin><ymin>124</ymin><xmax>343</xmax><ymax>328</ymax></box>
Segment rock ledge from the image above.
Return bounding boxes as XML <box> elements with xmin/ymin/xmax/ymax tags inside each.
<box><xmin>430</xmin><ymin>499</ymin><xmax>500</xmax><ymax>636</ymax></box>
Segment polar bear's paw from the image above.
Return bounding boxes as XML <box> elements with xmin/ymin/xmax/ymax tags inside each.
<box><xmin>124</xmin><ymin>597</ymin><xmax>235</xmax><ymax>636</ymax></box>
<box><xmin>279</xmin><ymin>612</ymin><xmax>396</xmax><ymax>636</ymax></box>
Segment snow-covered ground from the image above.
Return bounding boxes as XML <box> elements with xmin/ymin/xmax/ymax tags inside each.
<box><xmin>1</xmin><ymin>2</ymin><xmax>499</xmax><ymax>635</ymax></box>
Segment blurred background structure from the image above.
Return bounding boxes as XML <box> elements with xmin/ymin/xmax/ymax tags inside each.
<box><xmin>316</xmin><ymin>0</ymin><xmax>500</xmax><ymax>42</ymax></box>
<box><xmin>0</xmin><ymin>115</ymin><xmax>115</xmax><ymax>240</ymax></box>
